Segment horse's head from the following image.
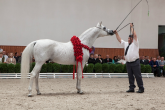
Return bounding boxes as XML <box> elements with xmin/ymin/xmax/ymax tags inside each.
<box><xmin>96</xmin><ymin>21</ymin><xmax>114</xmax><ymax>37</ymax></box>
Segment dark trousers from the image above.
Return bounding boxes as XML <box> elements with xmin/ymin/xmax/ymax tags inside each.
<box><xmin>126</xmin><ymin>59</ymin><xmax>144</xmax><ymax>90</ymax></box>
<box><xmin>152</xmin><ymin>67</ymin><xmax>160</xmax><ymax>77</ymax></box>
<box><xmin>159</xmin><ymin>67</ymin><xmax>165</xmax><ymax>76</ymax></box>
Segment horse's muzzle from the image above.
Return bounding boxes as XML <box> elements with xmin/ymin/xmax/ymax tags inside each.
<box><xmin>107</xmin><ymin>30</ymin><xmax>114</xmax><ymax>35</ymax></box>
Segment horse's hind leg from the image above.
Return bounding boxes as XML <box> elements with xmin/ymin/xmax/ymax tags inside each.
<box><xmin>35</xmin><ymin>72</ymin><xmax>41</xmax><ymax>95</ymax></box>
<box><xmin>28</xmin><ymin>62</ymin><xmax>43</xmax><ymax>97</ymax></box>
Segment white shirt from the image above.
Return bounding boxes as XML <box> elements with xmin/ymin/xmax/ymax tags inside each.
<box><xmin>3</xmin><ymin>55</ymin><xmax>8</xmax><ymax>62</ymax></box>
<box><xmin>118</xmin><ymin>59</ymin><xmax>126</xmax><ymax>64</ymax></box>
<box><xmin>0</xmin><ymin>58</ymin><xmax>2</xmax><ymax>63</ymax></box>
<box><xmin>120</xmin><ymin>39</ymin><xmax>139</xmax><ymax>62</ymax></box>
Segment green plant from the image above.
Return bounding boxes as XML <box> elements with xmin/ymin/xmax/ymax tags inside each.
<box><xmin>61</xmin><ymin>65</ymin><xmax>69</xmax><ymax>73</ymax></box>
<box><xmin>141</xmin><ymin>64</ymin><xmax>145</xmax><ymax>73</ymax></box>
<box><xmin>83</xmin><ymin>65</ymin><xmax>87</xmax><ymax>73</ymax></box>
<box><xmin>30</xmin><ymin>62</ymin><xmax>35</xmax><ymax>72</ymax></box>
<box><xmin>7</xmin><ymin>64</ymin><xmax>15</xmax><ymax>73</ymax></box>
<box><xmin>40</xmin><ymin>64</ymin><xmax>47</xmax><ymax>73</ymax></box>
<box><xmin>102</xmin><ymin>63</ymin><xmax>109</xmax><ymax>73</ymax></box>
<box><xmin>145</xmin><ymin>65</ymin><xmax>152</xmax><ymax>73</ymax></box>
<box><xmin>15</xmin><ymin>63</ymin><xmax>21</xmax><ymax>73</ymax></box>
<box><xmin>47</xmin><ymin>63</ymin><xmax>53</xmax><ymax>73</ymax></box>
<box><xmin>52</xmin><ymin>63</ymin><xmax>61</xmax><ymax>73</ymax></box>
<box><xmin>94</xmin><ymin>63</ymin><xmax>102</xmax><ymax>73</ymax></box>
<box><xmin>86</xmin><ymin>63</ymin><xmax>94</xmax><ymax>73</ymax></box>
<box><xmin>68</xmin><ymin>65</ymin><xmax>76</xmax><ymax>73</ymax></box>
<box><xmin>0</xmin><ymin>63</ymin><xmax>8</xmax><ymax>73</ymax></box>
<box><xmin>115</xmin><ymin>64</ymin><xmax>124</xmax><ymax>73</ymax></box>
<box><xmin>109</xmin><ymin>64</ymin><xmax>116</xmax><ymax>73</ymax></box>
<box><xmin>123</xmin><ymin>64</ymin><xmax>127</xmax><ymax>73</ymax></box>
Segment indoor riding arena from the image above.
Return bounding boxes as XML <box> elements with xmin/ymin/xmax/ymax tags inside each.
<box><xmin>0</xmin><ymin>0</ymin><xmax>165</xmax><ymax>110</ymax></box>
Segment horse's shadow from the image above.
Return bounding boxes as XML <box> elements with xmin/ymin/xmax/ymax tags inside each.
<box><xmin>38</xmin><ymin>91</ymin><xmax>126</xmax><ymax>97</ymax></box>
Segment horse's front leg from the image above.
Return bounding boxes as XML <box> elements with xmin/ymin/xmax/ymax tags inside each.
<box><xmin>76</xmin><ymin>62</ymin><xmax>84</xmax><ymax>94</ymax></box>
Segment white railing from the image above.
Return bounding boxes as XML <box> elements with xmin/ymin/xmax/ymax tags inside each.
<box><xmin>0</xmin><ymin>73</ymin><xmax>154</xmax><ymax>79</ymax></box>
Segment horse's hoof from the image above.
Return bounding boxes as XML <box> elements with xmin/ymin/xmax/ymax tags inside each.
<box><xmin>28</xmin><ymin>94</ymin><xmax>32</xmax><ymax>97</ymax></box>
<box><xmin>37</xmin><ymin>93</ymin><xmax>41</xmax><ymax>95</ymax></box>
<box><xmin>77</xmin><ymin>91</ymin><xmax>84</xmax><ymax>94</ymax></box>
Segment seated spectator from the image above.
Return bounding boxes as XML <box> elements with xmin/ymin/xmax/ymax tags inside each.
<box><xmin>104</xmin><ymin>55</ymin><xmax>112</xmax><ymax>63</ymax></box>
<box><xmin>90</xmin><ymin>46</ymin><xmax>95</xmax><ymax>55</ymax></box>
<box><xmin>98</xmin><ymin>54</ymin><xmax>104</xmax><ymax>64</ymax></box>
<box><xmin>112</xmin><ymin>56</ymin><xmax>118</xmax><ymax>63</ymax></box>
<box><xmin>0</xmin><ymin>48</ymin><xmax>3</xmax><ymax>52</ymax></box>
<box><xmin>149</xmin><ymin>57</ymin><xmax>153</xmax><ymax>63</ymax></box>
<box><xmin>157</xmin><ymin>56</ymin><xmax>161</xmax><ymax>62</ymax></box>
<box><xmin>117</xmin><ymin>55</ymin><xmax>121</xmax><ymax>61</ymax></box>
<box><xmin>14</xmin><ymin>52</ymin><xmax>20</xmax><ymax>63</ymax></box>
<box><xmin>6</xmin><ymin>53</ymin><xmax>16</xmax><ymax>65</ymax></box>
<box><xmin>94</xmin><ymin>54</ymin><xmax>100</xmax><ymax>64</ymax></box>
<box><xmin>158</xmin><ymin>57</ymin><xmax>165</xmax><ymax>77</ymax></box>
<box><xmin>140</xmin><ymin>56</ymin><xmax>145</xmax><ymax>64</ymax></box>
<box><xmin>2</xmin><ymin>51</ymin><xmax>8</xmax><ymax>63</ymax></box>
<box><xmin>139</xmin><ymin>56</ymin><xmax>142</xmax><ymax>60</ymax></box>
<box><xmin>0</xmin><ymin>52</ymin><xmax>5</xmax><ymax>63</ymax></box>
<box><xmin>18</xmin><ymin>52</ymin><xmax>22</xmax><ymax>63</ymax></box>
<box><xmin>117</xmin><ymin>56</ymin><xmax>126</xmax><ymax>64</ymax></box>
<box><xmin>149</xmin><ymin>58</ymin><xmax>160</xmax><ymax>77</ymax></box>
<box><xmin>88</xmin><ymin>54</ymin><xmax>95</xmax><ymax>64</ymax></box>
<box><xmin>144</xmin><ymin>56</ymin><xmax>149</xmax><ymax>65</ymax></box>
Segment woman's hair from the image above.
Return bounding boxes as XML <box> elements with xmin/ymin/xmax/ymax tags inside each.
<box><xmin>113</xmin><ymin>56</ymin><xmax>117</xmax><ymax>60</ymax></box>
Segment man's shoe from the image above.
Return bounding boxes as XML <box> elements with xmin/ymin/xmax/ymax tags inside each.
<box><xmin>126</xmin><ymin>89</ymin><xmax>134</xmax><ymax>92</ymax></box>
<box><xmin>136</xmin><ymin>89</ymin><xmax>144</xmax><ymax>93</ymax></box>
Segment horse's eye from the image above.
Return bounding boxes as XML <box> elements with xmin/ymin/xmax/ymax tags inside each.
<box><xmin>103</xmin><ymin>27</ymin><xmax>106</xmax><ymax>30</ymax></box>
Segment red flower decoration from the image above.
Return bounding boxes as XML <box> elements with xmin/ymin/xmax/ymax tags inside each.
<box><xmin>70</xmin><ymin>36</ymin><xmax>92</xmax><ymax>79</ymax></box>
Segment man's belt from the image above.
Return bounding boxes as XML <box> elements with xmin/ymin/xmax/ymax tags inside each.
<box><xmin>127</xmin><ymin>58</ymin><xmax>139</xmax><ymax>63</ymax></box>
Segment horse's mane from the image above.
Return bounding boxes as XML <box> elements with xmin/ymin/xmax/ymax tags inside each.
<box><xmin>79</xmin><ymin>27</ymin><xmax>94</xmax><ymax>39</ymax></box>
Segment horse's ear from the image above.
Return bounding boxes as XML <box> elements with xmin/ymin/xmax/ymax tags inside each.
<box><xmin>96</xmin><ymin>21</ymin><xmax>102</xmax><ymax>27</ymax></box>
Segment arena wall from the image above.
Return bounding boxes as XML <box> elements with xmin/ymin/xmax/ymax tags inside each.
<box><xmin>0</xmin><ymin>0</ymin><xmax>164</xmax><ymax>49</ymax></box>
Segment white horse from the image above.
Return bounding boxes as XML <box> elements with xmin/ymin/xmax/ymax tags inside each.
<box><xmin>21</xmin><ymin>22</ymin><xmax>113</xmax><ymax>97</ymax></box>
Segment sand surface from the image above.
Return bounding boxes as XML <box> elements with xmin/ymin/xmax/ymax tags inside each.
<box><xmin>0</xmin><ymin>78</ymin><xmax>165</xmax><ymax>110</ymax></box>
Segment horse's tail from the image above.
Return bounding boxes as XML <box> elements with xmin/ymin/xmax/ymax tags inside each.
<box><xmin>21</xmin><ymin>42</ymin><xmax>35</xmax><ymax>79</ymax></box>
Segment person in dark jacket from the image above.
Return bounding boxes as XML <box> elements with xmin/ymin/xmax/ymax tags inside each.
<box><xmin>88</xmin><ymin>54</ymin><xmax>95</xmax><ymax>64</ymax></box>
<box><xmin>144</xmin><ymin>56</ymin><xmax>149</xmax><ymax>65</ymax></box>
<box><xmin>149</xmin><ymin>58</ymin><xmax>160</xmax><ymax>77</ymax></box>
<box><xmin>98</xmin><ymin>54</ymin><xmax>104</xmax><ymax>64</ymax></box>
<box><xmin>94</xmin><ymin>54</ymin><xmax>100</xmax><ymax>64</ymax></box>
<box><xmin>140</xmin><ymin>56</ymin><xmax>145</xmax><ymax>64</ymax></box>
<box><xmin>104</xmin><ymin>55</ymin><xmax>112</xmax><ymax>63</ymax></box>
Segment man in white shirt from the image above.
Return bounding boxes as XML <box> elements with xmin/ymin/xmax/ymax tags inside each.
<box><xmin>114</xmin><ymin>23</ymin><xmax>144</xmax><ymax>93</ymax></box>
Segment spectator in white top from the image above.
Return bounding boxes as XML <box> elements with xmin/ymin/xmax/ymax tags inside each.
<box><xmin>114</xmin><ymin>23</ymin><xmax>144</xmax><ymax>93</ymax></box>
<box><xmin>118</xmin><ymin>56</ymin><xmax>126</xmax><ymax>64</ymax></box>
<box><xmin>157</xmin><ymin>56</ymin><xmax>161</xmax><ymax>62</ymax></box>
<box><xmin>2</xmin><ymin>51</ymin><xmax>8</xmax><ymax>63</ymax></box>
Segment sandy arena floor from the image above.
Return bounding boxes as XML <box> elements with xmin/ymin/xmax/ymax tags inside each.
<box><xmin>0</xmin><ymin>78</ymin><xmax>165</xmax><ymax>110</ymax></box>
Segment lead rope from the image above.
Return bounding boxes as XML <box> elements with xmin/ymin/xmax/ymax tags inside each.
<box><xmin>115</xmin><ymin>0</ymin><xmax>149</xmax><ymax>33</ymax></box>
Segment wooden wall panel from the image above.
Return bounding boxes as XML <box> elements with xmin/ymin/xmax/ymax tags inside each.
<box><xmin>95</xmin><ymin>48</ymin><xmax>159</xmax><ymax>59</ymax></box>
<box><xmin>0</xmin><ymin>45</ymin><xmax>159</xmax><ymax>59</ymax></box>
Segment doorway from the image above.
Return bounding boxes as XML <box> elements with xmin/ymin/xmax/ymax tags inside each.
<box><xmin>158</xmin><ymin>25</ymin><xmax>165</xmax><ymax>57</ymax></box>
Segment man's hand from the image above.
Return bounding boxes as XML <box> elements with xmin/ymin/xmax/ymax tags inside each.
<box><xmin>130</xmin><ymin>23</ymin><xmax>133</xmax><ymax>28</ymax></box>
<box><xmin>113</xmin><ymin>30</ymin><xmax>117</xmax><ymax>34</ymax></box>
